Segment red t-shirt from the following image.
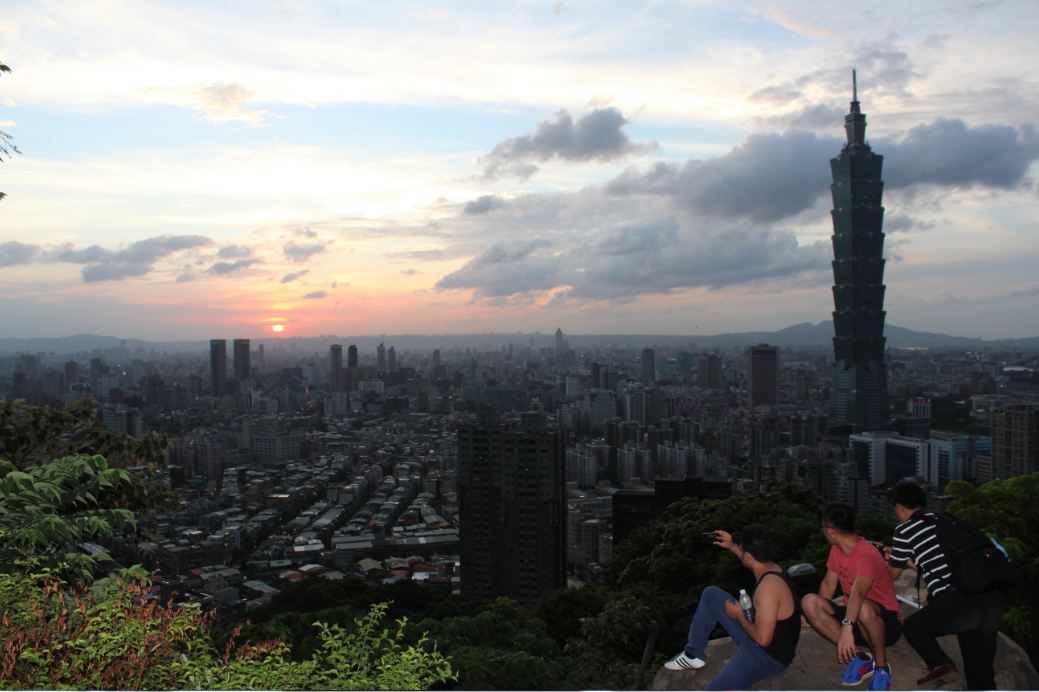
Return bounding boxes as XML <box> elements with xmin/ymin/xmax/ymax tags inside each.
<box><xmin>826</xmin><ymin>539</ymin><xmax>902</xmax><ymax>619</ymax></box>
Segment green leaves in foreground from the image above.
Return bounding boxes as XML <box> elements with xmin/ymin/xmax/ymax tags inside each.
<box><xmin>0</xmin><ymin>572</ymin><xmax>455</xmax><ymax>691</ymax></box>
<box><xmin>0</xmin><ymin>454</ymin><xmax>135</xmax><ymax>580</ymax></box>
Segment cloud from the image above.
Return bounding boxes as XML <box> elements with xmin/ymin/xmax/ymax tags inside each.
<box><xmin>191</xmin><ymin>82</ymin><xmax>268</xmax><ymax>125</ymax></box>
<box><xmin>462</xmin><ymin>194</ymin><xmax>506</xmax><ymax>215</ymax></box>
<box><xmin>882</xmin><ymin>119</ymin><xmax>1039</xmax><ymax>189</ymax></box>
<box><xmin>435</xmin><ymin>218</ymin><xmax>829</xmax><ymax>302</ymax></box>
<box><xmin>217</xmin><ymin>244</ymin><xmax>253</xmax><ymax>258</ymax></box>
<box><xmin>480</xmin><ymin>108</ymin><xmax>655</xmax><ymax>179</ymax></box>
<box><xmin>48</xmin><ymin>234</ymin><xmax>213</xmax><ymax>282</ymax></box>
<box><xmin>284</xmin><ymin>240</ymin><xmax>326</xmax><ymax>261</ymax></box>
<box><xmin>281</xmin><ymin>269</ymin><xmax>309</xmax><ymax>283</ymax></box>
<box><xmin>0</xmin><ymin>240</ymin><xmax>40</xmax><ymax>266</ymax></box>
<box><xmin>294</xmin><ymin>227</ymin><xmax>317</xmax><ymax>238</ymax></box>
<box><xmin>435</xmin><ymin>239</ymin><xmax>564</xmax><ymax>297</ymax></box>
<box><xmin>303</xmin><ymin>290</ymin><xmax>327</xmax><ymax>299</ymax></box>
<box><xmin>176</xmin><ymin>273</ymin><xmax>194</xmax><ymax>282</ymax></box>
<box><xmin>208</xmin><ymin>258</ymin><xmax>259</xmax><ymax>275</ymax></box>
<box><xmin>607</xmin><ymin>131</ymin><xmax>837</xmax><ymax>222</ymax></box>
<box><xmin>400</xmin><ymin>268</ymin><xmax>419</xmax><ymax>275</ymax></box>
<box><xmin>605</xmin><ymin>119</ymin><xmax>1039</xmax><ymax>225</ymax></box>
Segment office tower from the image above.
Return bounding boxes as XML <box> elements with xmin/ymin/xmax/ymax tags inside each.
<box><xmin>747</xmin><ymin>344</ymin><xmax>778</xmax><ymax>408</ymax></box>
<box><xmin>850</xmin><ymin>432</ymin><xmax>932</xmax><ymax>486</ymax></box>
<box><xmin>555</xmin><ymin>327</ymin><xmax>564</xmax><ymax>354</ymax></box>
<box><xmin>457</xmin><ymin>412</ymin><xmax>565</xmax><ymax>603</ymax></box>
<box><xmin>641</xmin><ymin>347</ymin><xmax>656</xmax><ymax>384</ymax></box>
<box><xmin>991</xmin><ymin>403</ymin><xmax>1039</xmax><ymax>479</ymax></box>
<box><xmin>828</xmin><ymin>72</ymin><xmax>890</xmax><ymax>433</ymax></box>
<box><xmin>63</xmin><ymin>360</ymin><xmax>80</xmax><ymax>391</ymax></box>
<box><xmin>347</xmin><ymin>344</ymin><xmax>358</xmax><ymax>368</ymax></box>
<box><xmin>387</xmin><ymin>345</ymin><xmax>397</xmax><ymax>372</ymax></box>
<box><xmin>698</xmin><ymin>352</ymin><xmax>721</xmax><ymax>389</ymax></box>
<box><xmin>377</xmin><ymin>342</ymin><xmax>386</xmax><ymax>370</ymax></box>
<box><xmin>209</xmin><ymin>339</ymin><xmax>227</xmax><ymax>396</ymax></box>
<box><xmin>907</xmin><ymin>397</ymin><xmax>932</xmax><ymax>419</ymax></box>
<box><xmin>233</xmin><ymin>339</ymin><xmax>250</xmax><ymax>381</ymax></box>
<box><xmin>590</xmin><ymin>362</ymin><xmax>601</xmax><ymax>389</ymax></box>
<box><xmin>330</xmin><ymin>344</ymin><xmax>343</xmax><ymax>392</ymax></box>
<box><xmin>257</xmin><ymin>344</ymin><xmax>265</xmax><ymax>372</ymax></box>
<box><xmin>432</xmin><ymin>348</ymin><xmax>441</xmax><ymax>368</ymax></box>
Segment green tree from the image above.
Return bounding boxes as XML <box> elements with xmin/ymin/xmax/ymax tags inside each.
<box><xmin>1</xmin><ymin>60</ymin><xmax>17</xmax><ymax>201</ymax></box>
<box><xmin>944</xmin><ymin>474</ymin><xmax>1039</xmax><ymax>665</ymax></box>
<box><xmin>0</xmin><ymin>572</ymin><xmax>455</xmax><ymax>690</ymax></box>
<box><xmin>0</xmin><ymin>399</ymin><xmax>175</xmax><ymax>515</ymax></box>
<box><xmin>0</xmin><ymin>454</ymin><xmax>135</xmax><ymax>580</ymax></box>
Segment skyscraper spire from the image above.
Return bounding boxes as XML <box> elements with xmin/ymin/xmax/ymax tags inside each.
<box><xmin>844</xmin><ymin>68</ymin><xmax>866</xmax><ymax>146</ymax></box>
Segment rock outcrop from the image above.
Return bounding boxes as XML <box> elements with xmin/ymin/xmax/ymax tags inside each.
<box><xmin>652</xmin><ymin>625</ymin><xmax>1037</xmax><ymax>691</ymax></box>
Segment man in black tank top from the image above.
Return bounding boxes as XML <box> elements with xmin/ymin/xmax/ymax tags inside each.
<box><xmin>665</xmin><ymin>527</ymin><xmax>802</xmax><ymax>691</ymax></box>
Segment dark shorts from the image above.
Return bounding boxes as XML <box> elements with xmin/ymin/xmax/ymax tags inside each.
<box><xmin>828</xmin><ymin>599</ymin><xmax>902</xmax><ymax>647</ymax></box>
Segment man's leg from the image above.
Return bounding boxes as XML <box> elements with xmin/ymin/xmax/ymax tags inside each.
<box><xmin>801</xmin><ymin>593</ymin><xmax>842</xmax><ymax>644</ymax></box>
<box><xmin>903</xmin><ymin>595</ymin><xmax>965</xmax><ymax>672</ymax></box>
<box><xmin>685</xmin><ymin>586</ymin><xmax>754</xmax><ymax>660</ymax></box>
<box><xmin>856</xmin><ymin>601</ymin><xmax>889</xmax><ymax>668</ymax></box>
<box><xmin>706</xmin><ymin>638</ymin><xmax>787</xmax><ymax>692</ymax></box>
<box><xmin>956</xmin><ymin>592</ymin><xmax>1002</xmax><ymax>691</ymax></box>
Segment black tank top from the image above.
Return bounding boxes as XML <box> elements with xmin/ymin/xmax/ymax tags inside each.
<box><xmin>755</xmin><ymin>570</ymin><xmax>801</xmax><ymax>667</ymax></box>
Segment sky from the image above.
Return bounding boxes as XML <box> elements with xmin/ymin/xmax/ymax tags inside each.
<box><xmin>1</xmin><ymin>0</ymin><xmax>1038</xmax><ymax>340</ymax></box>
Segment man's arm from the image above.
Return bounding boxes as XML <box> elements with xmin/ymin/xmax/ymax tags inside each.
<box><xmin>725</xmin><ymin>575</ymin><xmax>784</xmax><ymax>647</ymax></box>
<box><xmin>837</xmin><ymin>575</ymin><xmax>874</xmax><ymax>663</ymax></box>
<box><xmin>818</xmin><ymin>568</ymin><xmax>839</xmax><ymax>601</ymax></box>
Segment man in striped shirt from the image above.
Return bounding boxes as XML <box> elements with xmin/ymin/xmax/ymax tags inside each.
<box><xmin>887</xmin><ymin>481</ymin><xmax>1003</xmax><ymax>690</ymax></box>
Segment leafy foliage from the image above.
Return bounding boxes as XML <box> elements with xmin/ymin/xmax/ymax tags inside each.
<box><xmin>944</xmin><ymin>473</ymin><xmax>1039</xmax><ymax>665</ymax></box>
<box><xmin>0</xmin><ymin>399</ymin><xmax>175</xmax><ymax>514</ymax></box>
<box><xmin>1</xmin><ymin>60</ymin><xmax>17</xmax><ymax>201</ymax></box>
<box><xmin>0</xmin><ymin>454</ymin><xmax>135</xmax><ymax>580</ymax></box>
<box><xmin>0</xmin><ymin>572</ymin><xmax>455</xmax><ymax>691</ymax></box>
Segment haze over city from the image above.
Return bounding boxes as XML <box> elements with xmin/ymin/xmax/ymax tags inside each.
<box><xmin>2</xmin><ymin>1</ymin><xmax>1038</xmax><ymax>339</ymax></box>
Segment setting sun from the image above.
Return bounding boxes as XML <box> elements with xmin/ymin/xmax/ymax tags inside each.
<box><xmin>272</xmin><ymin>324</ymin><xmax>285</xmax><ymax>333</ymax></box>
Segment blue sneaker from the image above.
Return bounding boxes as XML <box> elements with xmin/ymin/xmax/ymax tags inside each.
<box><xmin>841</xmin><ymin>654</ymin><xmax>874</xmax><ymax>686</ymax></box>
<box><xmin>868</xmin><ymin>666</ymin><xmax>892</xmax><ymax>691</ymax></box>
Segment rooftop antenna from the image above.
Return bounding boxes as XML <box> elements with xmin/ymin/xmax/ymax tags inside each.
<box><xmin>852</xmin><ymin>68</ymin><xmax>858</xmax><ymax>102</ymax></box>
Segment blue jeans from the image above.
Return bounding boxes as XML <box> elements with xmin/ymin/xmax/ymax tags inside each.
<box><xmin>684</xmin><ymin>586</ymin><xmax>787</xmax><ymax>691</ymax></box>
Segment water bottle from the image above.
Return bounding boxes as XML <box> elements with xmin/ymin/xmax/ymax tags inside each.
<box><xmin>738</xmin><ymin>589</ymin><xmax>754</xmax><ymax>623</ymax></box>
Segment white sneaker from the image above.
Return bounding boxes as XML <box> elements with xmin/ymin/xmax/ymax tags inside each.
<box><xmin>665</xmin><ymin>653</ymin><xmax>706</xmax><ymax>671</ymax></box>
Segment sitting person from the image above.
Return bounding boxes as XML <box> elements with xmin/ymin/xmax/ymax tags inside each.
<box><xmin>665</xmin><ymin>527</ymin><xmax>801</xmax><ymax>691</ymax></box>
<box><xmin>802</xmin><ymin>503</ymin><xmax>902</xmax><ymax>691</ymax></box>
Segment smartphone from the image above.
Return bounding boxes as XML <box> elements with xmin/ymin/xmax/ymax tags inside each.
<box><xmin>702</xmin><ymin>531</ymin><xmax>719</xmax><ymax>543</ymax></box>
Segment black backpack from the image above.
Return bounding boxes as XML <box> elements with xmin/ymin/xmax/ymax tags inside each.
<box><xmin>933</xmin><ymin>513</ymin><xmax>1012</xmax><ymax>595</ymax></box>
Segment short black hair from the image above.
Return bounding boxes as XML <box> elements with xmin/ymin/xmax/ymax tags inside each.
<box><xmin>740</xmin><ymin>526</ymin><xmax>778</xmax><ymax>564</ymax></box>
<box><xmin>889</xmin><ymin>481</ymin><xmax>927</xmax><ymax>509</ymax></box>
<box><xmin>823</xmin><ymin>503</ymin><xmax>856</xmax><ymax>534</ymax></box>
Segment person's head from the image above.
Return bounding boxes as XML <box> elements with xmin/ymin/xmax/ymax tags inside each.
<box><xmin>888</xmin><ymin>481</ymin><xmax>927</xmax><ymax>522</ymax></box>
<box><xmin>739</xmin><ymin>526</ymin><xmax>778</xmax><ymax>566</ymax></box>
<box><xmin>821</xmin><ymin>503</ymin><xmax>856</xmax><ymax>543</ymax></box>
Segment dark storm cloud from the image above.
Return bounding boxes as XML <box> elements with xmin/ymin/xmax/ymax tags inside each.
<box><xmin>0</xmin><ymin>241</ymin><xmax>40</xmax><ymax>266</ymax></box>
<box><xmin>280</xmin><ymin>269</ymin><xmax>309</xmax><ymax>283</ymax></box>
<box><xmin>208</xmin><ymin>258</ymin><xmax>259</xmax><ymax>275</ymax></box>
<box><xmin>882</xmin><ymin>119</ymin><xmax>1039</xmax><ymax>189</ymax></box>
<box><xmin>462</xmin><ymin>194</ymin><xmax>507</xmax><ymax>215</ymax></box>
<box><xmin>50</xmin><ymin>235</ymin><xmax>213</xmax><ymax>283</ymax></box>
<box><xmin>481</xmin><ymin>108</ymin><xmax>655</xmax><ymax>179</ymax></box>
<box><xmin>283</xmin><ymin>240</ymin><xmax>326</xmax><ymax>261</ymax></box>
<box><xmin>303</xmin><ymin>290</ymin><xmax>327</xmax><ymax>299</ymax></box>
<box><xmin>607</xmin><ymin>131</ymin><xmax>838</xmax><ymax>222</ymax></box>
<box><xmin>217</xmin><ymin>244</ymin><xmax>253</xmax><ymax>258</ymax></box>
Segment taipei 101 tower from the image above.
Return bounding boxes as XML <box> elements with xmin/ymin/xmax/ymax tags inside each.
<box><xmin>828</xmin><ymin>71</ymin><xmax>891</xmax><ymax>434</ymax></box>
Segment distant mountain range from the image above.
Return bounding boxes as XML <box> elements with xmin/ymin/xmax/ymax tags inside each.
<box><xmin>1</xmin><ymin>322</ymin><xmax>1037</xmax><ymax>356</ymax></box>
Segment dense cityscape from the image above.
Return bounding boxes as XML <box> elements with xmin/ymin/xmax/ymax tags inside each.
<box><xmin>3</xmin><ymin>2</ymin><xmax>1039</xmax><ymax>689</ymax></box>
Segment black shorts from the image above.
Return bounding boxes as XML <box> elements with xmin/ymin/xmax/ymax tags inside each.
<box><xmin>828</xmin><ymin>599</ymin><xmax>902</xmax><ymax>647</ymax></box>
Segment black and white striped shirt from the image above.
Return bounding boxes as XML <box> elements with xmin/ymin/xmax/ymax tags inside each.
<box><xmin>889</xmin><ymin>511</ymin><xmax>953</xmax><ymax>597</ymax></box>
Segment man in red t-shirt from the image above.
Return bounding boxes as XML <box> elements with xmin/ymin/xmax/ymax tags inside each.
<box><xmin>802</xmin><ymin>503</ymin><xmax>902</xmax><ymax>691</ymax></box>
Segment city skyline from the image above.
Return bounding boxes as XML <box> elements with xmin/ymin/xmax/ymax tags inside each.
<box><xmin>2</xmin><ymin>1</ymin><xmax>1039</xmax><ymax>340</ymax></box>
